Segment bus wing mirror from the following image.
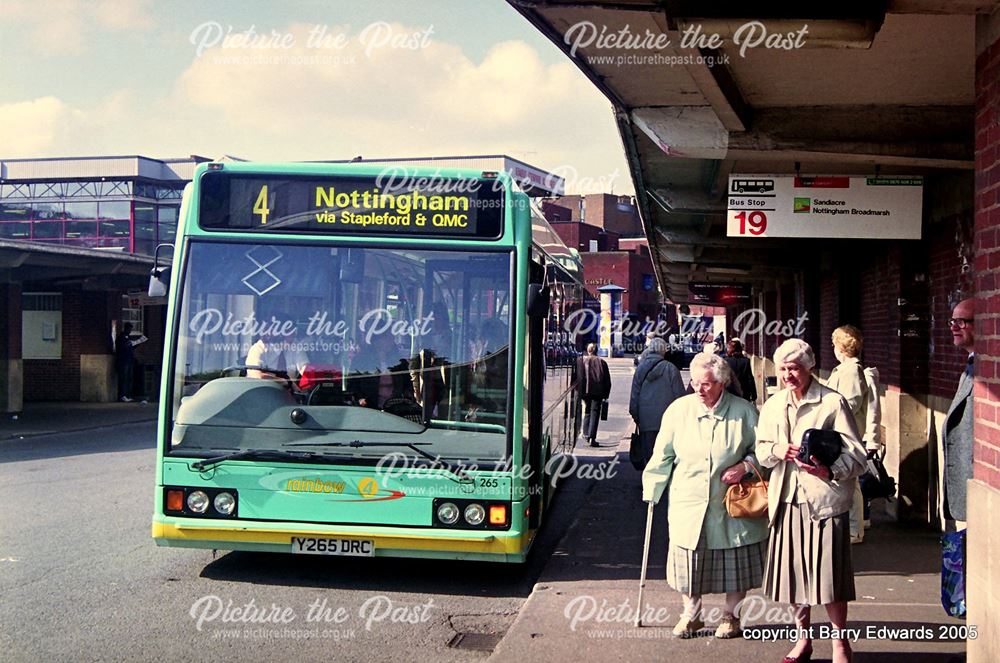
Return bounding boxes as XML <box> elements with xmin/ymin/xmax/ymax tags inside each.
<box><xmin>527</xmin><ymin>284</ymin><xmax>550</xmax><ymax>317</ymax></box>
<box><xmin>149</xmin><ymin>243</ymin><xmax>174</xmax><ymax>297</ymax></box>
<box><xmin>148</xmin><ymin>267</ymin><xmax>170</xmax><ymax>297</ymax></box>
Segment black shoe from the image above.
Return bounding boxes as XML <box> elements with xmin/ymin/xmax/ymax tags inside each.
<box><xmin>589</xmin><ymin>439</ymin><xmax>599</xmax><ymax>447</ymax></box>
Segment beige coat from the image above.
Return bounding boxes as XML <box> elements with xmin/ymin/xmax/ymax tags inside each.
<box><xmin>756</xmin><ymin>377</ymin><xmax>868</xmax><ymax>527</ymax></box>
<box><xmin>826</xmin><ymin>357</ymin><xmax>867</xmax><ymax>438</ymax></box>
<box><xmin>642</xmin><ymin>391</ymin><xmax>768</xmax><ymax>550</ymax></box>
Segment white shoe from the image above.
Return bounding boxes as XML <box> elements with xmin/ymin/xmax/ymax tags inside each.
<box><xmin>672</xmin><ymin>614</ymin><xmax>705</xmax><ymax>638</ymax></box>
<box><xmin>120</xmin><ymin>396</ymin><xmax>133</xmax><ymax>402</ymax></box>
<box><xmin>850</xmin><ymin>534</ymin><xmax>863</xmax><ymax>544</ymax></box>
<box><xmin>864</xmin><ymin>519</ymin><xmax>872</xmax><ymax>530</ymax></box>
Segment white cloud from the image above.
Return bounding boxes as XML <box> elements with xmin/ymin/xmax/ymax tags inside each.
<box><xmin>5</xmin><ymin>0</ymin><xmax>153</xmax><ymax>55</ymax></box>
<box><xmin>169</xmin><ymin>22</ymin><xmax>631</xmax><ymax>193</ymax></box>
<box><xmin>2</xmin><ymin>22</ymin><xmax>632</xmax><ymax>194</ymax></box>
<box><xmin>0</xmin><ymin>97</ymin><xmax>72</xmax><ymax>155</ymax></box>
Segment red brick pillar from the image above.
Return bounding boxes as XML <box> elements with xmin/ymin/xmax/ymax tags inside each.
<box><xmin>968</xmin><ymin>10</ymin><xmax>1000</xmax><ymax>662</ymax></box>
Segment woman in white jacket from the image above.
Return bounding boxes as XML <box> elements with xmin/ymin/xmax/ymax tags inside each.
<box><xmin>825</xmin><ymin>325</ymin><xmax>868</xmax><ymax>544</ymax></box>
<box><xmin>756</xmin><ymin>339</ymin><xmax>868</xmax><ymax>663</ymax></box>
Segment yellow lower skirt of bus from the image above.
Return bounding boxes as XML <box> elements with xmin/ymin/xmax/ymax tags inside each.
<box><xmin>153</xmin><ymin>519</ymin><xmax>535</xmax><ymax>562</ymax></box>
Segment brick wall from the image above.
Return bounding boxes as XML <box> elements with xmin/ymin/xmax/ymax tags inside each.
<box><xmin>859</xmin><ymin>250</ymin><xmax>894</xmax><ymax>387</ymax></box>
<box><xmin>819</xmin><ymin>271</ymin><xmax>839</xmax><ymax>371</ymax></box>
<box><xmin>580</xmin><ymin>252</ymin><xmax>658</xmax><ymax>318</ymax></box>
<box><xmin>974</xmin><ymin>31</ymin><xmax>1000</xmax><ymax>490</ymax></box>
<box><xmin>549</xmin><ymin>221</ymin><xmax>617</xmax><ymax>253</ymax></box>
<box><xmin>928</xmin><ymin>218</ymin><xmax>973</xmax><ymax>399</ymax></box>
<box><xmin>25</xmin><ymin>292</ymin><xmax>82</xmax><ymax>401</ymax></box>
<box><xmin>23</xmin><ymin>290</ymin><xmax>132</xmax><ymax>402</ymax></box>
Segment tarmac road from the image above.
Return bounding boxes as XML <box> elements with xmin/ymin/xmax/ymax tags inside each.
<box><xmin>0</xmin><ymin>361</ymin><xmax>636</xmax><ymax>662</ymax></box>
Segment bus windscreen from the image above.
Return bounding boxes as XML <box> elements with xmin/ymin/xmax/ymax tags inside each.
<box><xmin>198</xmin><ymin>171</ymin><xmax>504</xmax><ymax>239</ymax></box>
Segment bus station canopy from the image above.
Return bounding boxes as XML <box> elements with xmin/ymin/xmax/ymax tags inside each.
<box><xmin>0</xmin><ymin>240</ymin><xmax>158</xmax><ymax>290</ymax></box>
<box><xmin>508</xmin><ymin>0</ymin><xmax>989</xmax><ymax>303</ymax></box>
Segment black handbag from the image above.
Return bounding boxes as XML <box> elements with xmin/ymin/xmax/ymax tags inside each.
<box><xmin>859</xmin><ymin>454</ymin><xmax>896</xmax><ymax>500</ymax></box>
<box><xmin>600</xmin><ymin>400</ymin><xmax>609</xmax><ymax>421</ymax></box>
<box><xmin>797</xmin><ymin>428</ymin><xmax>843</xmax><ymax>468</ymax></box>
<box><xmin>629</xmin><ymin>427</ymin><xmax>645</xmax><ymax>471</ymax></box>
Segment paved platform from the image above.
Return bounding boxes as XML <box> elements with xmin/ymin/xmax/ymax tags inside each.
<box><xmin>0</xmin><ymin>401</ymin><xmax>157</xmax><ymax>440</ymax></box>
<box><xmin>492</xmin><ymin>359</ymin><xmax>967</xmax><ymax>662</ymax></box>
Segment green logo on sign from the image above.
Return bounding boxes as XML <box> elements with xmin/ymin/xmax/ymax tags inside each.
<box><xmin>794</xmin><ymin>197</ymin><xmax>811</xmax><ymax>213</ymax></box>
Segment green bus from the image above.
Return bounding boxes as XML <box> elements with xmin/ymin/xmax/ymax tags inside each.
<box><xmin>151</xmin><ymin>161</ymin><xmax>586</xmax><ymax>562</ymax></box>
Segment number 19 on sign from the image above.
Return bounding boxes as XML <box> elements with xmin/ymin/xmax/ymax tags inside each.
<box><xmin>732</xmin><ymin>211</ymin><xmax>768</xmax><ymax>236</ymax></box>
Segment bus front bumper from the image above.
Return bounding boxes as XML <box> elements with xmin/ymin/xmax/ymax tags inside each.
<box><xmin>152</xmin><ymin>518</ymin><xmax>533</xmax><ymax>562</ymax></box>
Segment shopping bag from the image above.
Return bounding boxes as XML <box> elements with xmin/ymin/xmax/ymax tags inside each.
<box><xmin>941</xmin><ymin>529</ymin><xmax>967</xmax><ymax>618</ymax></box>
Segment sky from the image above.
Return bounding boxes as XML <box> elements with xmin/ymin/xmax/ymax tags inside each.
<box><xmin>0</xmin><ymin>0</ymin><xmax>634</xmax><ymax>195</ymax></box>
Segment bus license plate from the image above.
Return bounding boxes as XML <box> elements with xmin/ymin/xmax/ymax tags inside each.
<box><xmin>291</xmin><ymin>537</ymin><xmax>375</xmax><ymax>557</ymax></box>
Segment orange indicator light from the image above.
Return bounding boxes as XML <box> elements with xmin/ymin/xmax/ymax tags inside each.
<box><xmin>166</xmin><ymin>490</ymin><xmax>184</xmax><ymax>511</ymax></box>
<box><xmin>489</xmin><ymin>505</ymin><xmax>508</xmax><ymax>525</ymax></box>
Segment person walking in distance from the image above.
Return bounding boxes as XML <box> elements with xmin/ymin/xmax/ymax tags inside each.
<box><xmin>724</xmin><ymin>339</ymin><xmax>757</xmax><ymax>404</ymax></box>
<box><xmin>630</xmin><ymin>337</ymin><xmax>685</xmax><ymax>468</ymax></box>
<box><xmin>577</xmin><ymin>342</ymin><xmax>611</xmax><ymax>447</ymax></box>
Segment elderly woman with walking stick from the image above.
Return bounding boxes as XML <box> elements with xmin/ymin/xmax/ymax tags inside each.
<box><xmin>642</xmin><ymin>352</ymin><xmax>767</xmax><ymax>639</ymax></box>
<box><xmin>756</xmin><ymin>339</ymin><xmax>868</xmax><ymax>663</ymax></box>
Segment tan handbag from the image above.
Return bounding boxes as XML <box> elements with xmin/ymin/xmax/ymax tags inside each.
<box><xmin>724</xmin><ymin>461</ymin><xmax>769</xmax><ymax>519</ymax></box>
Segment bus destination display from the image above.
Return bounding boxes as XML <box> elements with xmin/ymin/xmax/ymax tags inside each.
<box><xmin>199</xmin><ymin>172</ymin><xmax>504</xmax><ymax>239</ymax></box>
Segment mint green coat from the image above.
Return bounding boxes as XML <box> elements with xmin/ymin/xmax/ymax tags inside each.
<box><xmin>642</xmin><ymin>391</ymin><xmax>768</xmax><ymax>550</ymax></box>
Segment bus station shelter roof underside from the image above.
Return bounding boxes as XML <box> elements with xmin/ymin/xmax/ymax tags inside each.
<box><xmin>508</xmin><ymin>0</ymin><xmax>997</xmax><ymax>304</ymax></box>
<box><xmin>0</xmin><ymin>240</ymin><xmax>157</xmax><ymax>291</ymax></box>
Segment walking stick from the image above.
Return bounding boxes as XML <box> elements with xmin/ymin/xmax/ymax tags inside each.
<box><xmin>635</xmin><ymin>500</ymin><xmax>655</xmax><ymax>627</ymax></box>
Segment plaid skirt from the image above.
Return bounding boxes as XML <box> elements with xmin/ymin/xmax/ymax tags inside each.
<box><xmin>666</xmin><ymin>538</ymin><xmax>767</xmax><ymax>595</ymax></box>
<box><xmin>764</xmin><ymin>501</ymin><xmax>855</xmax><ymax>606</ymax></box>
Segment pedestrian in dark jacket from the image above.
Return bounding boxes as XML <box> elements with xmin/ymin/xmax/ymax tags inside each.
<box><xmin>114</xmin><ymin>322</ymin><xmax>147</xmax><ymax>402</ymax></box>
<box><xmin>576</xmin><ymin>342</ymin><xmax>611</xmax><ymax>447</ymax></box>
<box><xmin>629</xmin><ymin>337</ymin><xmax>685</xmax><ymax>468</ymax></box>
<box><xmin>725</xmin><ymin>339</ymin><xmax>757</xmax><ymax>403</ymax></box>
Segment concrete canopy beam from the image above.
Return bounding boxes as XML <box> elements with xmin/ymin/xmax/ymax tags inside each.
<box><xmin>632</xmin><ymin>107</ymin><xmax>730</xmax><ymax>160</ymax></box>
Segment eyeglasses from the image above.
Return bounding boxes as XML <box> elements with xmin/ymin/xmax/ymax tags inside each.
<box><xmin>948</xmin><ymin>318</ymin><xmax>974</xmax><ymax>329</ymax></box>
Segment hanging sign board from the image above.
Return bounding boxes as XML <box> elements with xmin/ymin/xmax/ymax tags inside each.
<box><xmin>689</xmin><ymin>282</ymin><xmax>751</xmax><ymax>304</ymax></box>
<box><xmin>726</xmin><ymin>175</ymin><xmax>923</xmax><ymax>239</ymax></box>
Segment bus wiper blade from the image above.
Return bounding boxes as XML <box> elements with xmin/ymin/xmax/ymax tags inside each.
<box><xmin>284</xmin><ymin>440</ymin><xmax>474</xmax><ymax>483</ymax></box>
<box><xmin>191</xmin><ymin>449</ymin><xmax>350</xmax><ymax>471</ymax></box>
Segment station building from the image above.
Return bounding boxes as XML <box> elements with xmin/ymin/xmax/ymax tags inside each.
<box><xmin>0</xmin><ymin>155</ymin><xmax>218</xmax><ymax>410</ymax></box>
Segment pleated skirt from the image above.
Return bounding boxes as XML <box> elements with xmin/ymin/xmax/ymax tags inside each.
<box><xmin>666</xmin><ymin>538</ymin><xmax>767</xmax><ymax>595</ymax></box>
<box><xmin>764</xmin><ymin>501</ymin><xmax>855</xmax><ymax>606</ymax></box>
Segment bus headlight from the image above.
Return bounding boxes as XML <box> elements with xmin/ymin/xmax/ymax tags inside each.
<box><xmin>214</xmin><ymin>492</ymin><xmax>236</xmax><ymax>515</ymax></box>
<box><xmin>187</xmin><ymin>490</ymin><xmax>210</xmax><ymax>513</ymax></box>
<box><xmin>437</xmin><ymin>502</ymin><xmax>460</xmax><ymax>525</ymax></box>
<box><xmin>464</xmin><ymin>503</ymin><xmax>486</xmax><ymax>526</ymax></box>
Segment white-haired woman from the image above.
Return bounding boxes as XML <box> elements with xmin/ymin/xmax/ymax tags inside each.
<box><xmin>756</xmin><ymin>339</ymin><xmax>868</xmax><ymax>663</ymax></box>
<box><xmin>642</xmin><ymin>352</ymin><xmax>766</xmax><ymax>639</ymax></box>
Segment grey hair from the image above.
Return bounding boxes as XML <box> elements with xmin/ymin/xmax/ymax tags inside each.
<box><xmin>645</xmin><ymin>337</ymin><xmax>668</xmax><ymax>355</ymax></box>
<box><xmin>773</xmin><ymin>338</ymin><xmax>816</xmax><ymax>370</ymax></box>
<box><xmin>689</xmin><ymin>352</ymin><xmax>732</xmax><ymax>383</ymax></box>
<box><xmin>586</xmin><ymin>342</ymin><xmax>597</xmax><ymax>355</ymax></box>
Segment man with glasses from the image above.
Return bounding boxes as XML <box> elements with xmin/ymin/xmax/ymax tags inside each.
<box><xmin>944</xmin><ymin>298</ymin><xmax>975</xmax><ymax>525</ymax></box>
<box><xmin>942</xmin><ymin>297</ymin><xmax>974</xmax><ymax>617</ymax></box>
